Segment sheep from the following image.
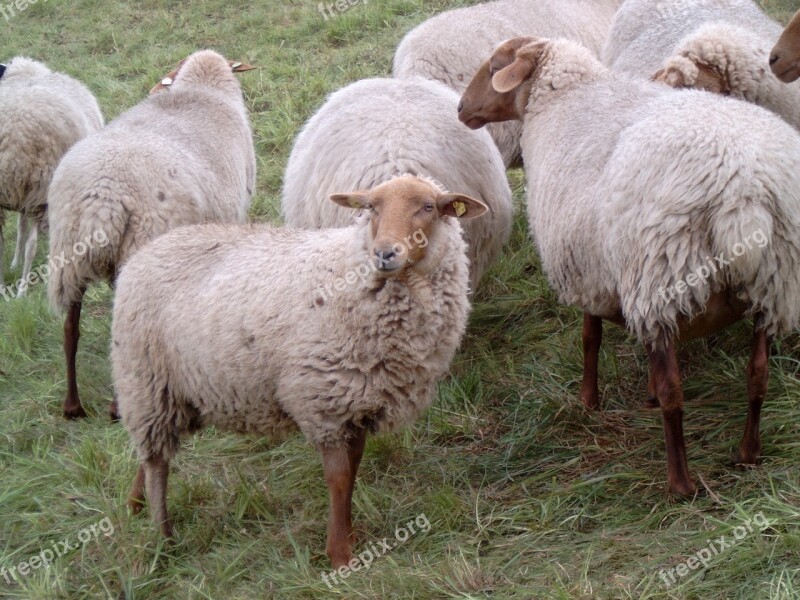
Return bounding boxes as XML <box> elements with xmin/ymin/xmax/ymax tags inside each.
<box><xmin>393</xmin><ymin>0</ymin><xmax>622</xmax><ymax>167</ymax></box>
<box><xmin>0</xmin><ymin>57</ymin><xmax>104</xmax><ymax>297</ymax></box>
<box><xmin>604</xmin><ymin>0</ymin><xmax>782</xmax><ymax>80</ymax></box>
<box><xmin>113</xmin><ymin>174</ymin><xmax>487</xmax><ymax>567</ymax></box>
<box><xmin>652</xmin><ymin>23</ymin><xmax>800</xmax><ymax>130</ymax></box>
<box><xmin>281</xmin><ymin>77</ymin><xmax>512</xmax><ymax>292</ymax></box>
<box><xmin>770</xmin><ymin>8</ymin><xmax>800</xmax><ymax>83</ymax></box>
<box><xmin>47</xmin><ymin>49</ymin><xmax>256</xmax><ymax>420</ymax></box>
<box><xmin>458</xmin><ymin>36</ymin><xmax>800</xmax><ymax>496</ymax></box>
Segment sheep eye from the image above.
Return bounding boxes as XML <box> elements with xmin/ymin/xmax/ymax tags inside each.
<box><xmin>424</xmin><ymin>202</ymin><xmax>434</xmax><ymax>212</ymax></box>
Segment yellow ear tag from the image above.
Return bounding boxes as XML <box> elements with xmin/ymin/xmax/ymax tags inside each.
<box><xmin>453</xmin><ymin>201</ymin><xmax>467</xmax><ymax>217</ymax></box>
<box><xmin>349</xmin><ymin>199</ymin><xmax>362</xmax><ymax>209</ymax></box>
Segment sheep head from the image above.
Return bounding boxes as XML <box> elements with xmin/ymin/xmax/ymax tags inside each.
<box><xmin>330</xmin><ymin>175</ymin><xmax>487</xmax><ymax>275</ymax></box>
<box><xmin>771</xmin><ymin>8</ymin><xmax>800</xmax><ymax>83</ymax></box>
<box><xmin>458</xmin><ymin>37</ymin><xmax>550</xmax><ymax>129</ymax></box>
<box><xmin>149</xmin><ymin>52</ymin><xmax>255</xmax><ymax>94</ymax></box>
<box><xmin>652</xmin><ymin>56</ymin><xmax>730</xmax><ymax>95</ymax></box>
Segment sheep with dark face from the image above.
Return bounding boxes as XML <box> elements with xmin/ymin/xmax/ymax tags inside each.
<box><xmin>113</xmin><ymin>175</ymin><xmax>486</xmax><ymax>568</ymax></box>
<box><xmin>459</xmin><ymin>36</ymin><xmax>800</xmax><ymax>496</ymax></box>
<box><xmin>771</xmin><ymin>9</ymin><xmax>800</xmax><ymax>84</ymax></box>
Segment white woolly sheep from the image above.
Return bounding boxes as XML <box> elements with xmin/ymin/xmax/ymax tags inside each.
<box><xmin>459</xmin><ymin>36</ymin><xmax>800</xmax><ymax>496</ymax></box>
<box><xmin>47</xmin><ymin>49</ymin><xmax>256</xmax><ymax>420</ymax></box>
<box><xmin>393</xmin><ymin>0</ymin><xmax>622</xmax><ymax>167</ymax></box>
<box><xmin>770</xmin><ymin>8</ymin><xmax>800</xmax><ymax>83</ymax></box>
<box><xmin>0</xmin><ymin>57</ymin><xmax>103</xmax><ymax>297</ymax></box>
<box><xmin>604</xmin><ymin>0</ymin><xmax>781</xmax><ymax>79</ymax></box>
<box><xmin>113</xmin><ymin>175</ymin><xmax>487</xmax><ymax>568</ymax></box>
<box><xmin>282</xmin><ymin>77</ymin><xmax>512</xmax><ymax>292</ymax></box>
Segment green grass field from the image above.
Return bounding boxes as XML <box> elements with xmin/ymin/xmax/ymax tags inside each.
<box><xmin>2</xmin><ymin>0</ymin><xmax>800</xmax><ymax>598</ymax></box>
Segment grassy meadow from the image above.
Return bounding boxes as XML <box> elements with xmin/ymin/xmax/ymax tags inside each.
<box><xmin>2</xmin><ymin>0</ymin><xmax>800</xmax><ymax>598</ymax></box>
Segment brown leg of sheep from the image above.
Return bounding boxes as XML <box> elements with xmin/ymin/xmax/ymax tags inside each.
<box><xmin>579</xmin><ymin>314</ymin><xmax>602</xmax><ymax>410</ymax></box>
<box><xmin>63</xmin><ymin>299</ymin><xmax>87</xmax><ymax>419</ymax></box>
<box><xmin>647</xmin><ymin>338</ymin><xmax>695</xmax><ymax>496</ymax></box>
<box><xmin>127</xmin><ymin>464</ymin><xmax>146</xmax><ymax>515</ymax></box>
<box><xmin>109</xmin><ymin>396</ymin><xmax>120</xmax><ymax>422</ymax></box>
<box><xmin>144</xmin><ymin>456</ymin><xmax>173</xmax><ymax>538</ymax></box>
<box><xmin>321</xmin><ymin>429</ymin><xmax>367</xmax><ymax>569</ymax></box>
<box><xmin>735</xmin><ymin>318</ymin><xmax>770</xmax><ymax>465</ymax></box>
<box><xmin>644</xmin><ymin>360</ymin><xmax>659</xmax><ymax>409</ymax></box>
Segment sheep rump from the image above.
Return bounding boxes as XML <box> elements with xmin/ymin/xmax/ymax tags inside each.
<box><xmin>282</xmin><ymin>77</ymin><xmax>512</xmax><ymax>291</ymax></box>
<box><xmin>113</xmin><ymin>216</ymin><xmax>471</xmax><ymax>458</ymax></box>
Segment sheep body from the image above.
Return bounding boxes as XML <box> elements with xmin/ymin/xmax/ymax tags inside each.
<box><xmin>604</xmin><ymin>0</ymin><xmax>780</xmax><ymax>78</ymax></box>
<box><xmin>394</xmin><ymin>0</ymin><xmax>622</xmax><ymax>166</ymax></box>
<box><xmin>282</xmin><ymin>77</ymin><xmax>512</xmax><ymax>290</ymax></box>
<box><xmin>113</xmin><ymin>212</ymin><xmax>470</xmax><ymax>457</ymax></box>
<box><xmin>519</xmin><ymin>40</ymin><xmax>800</xmax><ymax>342</ymax></box>
<box><xmin>0</xmin><ymin>57</ymin><xmax>103</xmax><ymax>295</ymax></box>
<box><xmin>47</xmin><ymin>49</ymin><xmax>255</xmax><ymax>312</ymax></box>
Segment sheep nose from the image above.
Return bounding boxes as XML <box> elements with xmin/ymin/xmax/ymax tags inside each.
<box><xmin>457</xmin><ymin>98</ymin><xmax>464</xmax><ymax>113</ymax></box>
<box><xmin>769</xmin><ymin>53</ymin><xmax>779</xmax><ymax>66</ymax></box>
<box><xmin>375</xmin><ymin>249</ymin><xmax>396</xmax><ymax>267</ymax></box>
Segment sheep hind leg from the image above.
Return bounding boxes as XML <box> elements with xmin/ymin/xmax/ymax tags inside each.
<box><xmin>734</xmin><ymin>316</ymin><xmax>770</xmax><ymax>466</ymax></box>
<box><xmin>127</xmin><ymin>464</ymin><xmax>146</xmax><ymax>515</ymax></box>
<box><xmin>644</xmin><ymin>360</ymin><xmax>659</xmax><ymax>409</ymax></box>
<box><xmin>579</xmin><ymin>314</ymin><xmax>602</xmax><ymax>410</ymax></box>
<box><xmin>647</xmin><ymin>337</ymin><xmax>695</xmax><ymax>496</ymax></box>
<box><xmin>63</xmin><ymin>298</ymin><xmax>87</xmax><ymax>419</ymax></box>
<box><xmin>321</xmin><ymin>430</ymin><xmax>366</xmax><ymax>569</ymax></box>
<box><xmin>11</xmin><ymin>213</ymin><xmax>28</xmax><ymax>269</ymax></box>
<box><xmin>144</xmin><ymin>456</ymin><xmax>173</xmax><ymax>538</ymax></box>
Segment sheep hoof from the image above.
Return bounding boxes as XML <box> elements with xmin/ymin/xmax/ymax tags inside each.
<box><xmin>643</xmin><ymin>395</ymin><xmax>660</xmax><ymax>409</ymax></box>
<box><xmin>668</xmin><ymin>479</ymin><xmax>697</xmax><ymax>497</ymax></box>
<box><xmin>731</xmin><ymin>451</ymin><xmax>762</xmax><ymax>467</ymax></box>
<box><xmin>328</xmin><ymin>550</ymin><xmax>353</xmax><ymax>570</ymax></box>
<box><xmin>109</xmin><ymin>399</ymin><xmax>120</xmax><ymax>422</ymax></box>
<box><xmin>63</xmin><ymin>404</ymin><xmax>88</xmax><ymax>420</ymax></box>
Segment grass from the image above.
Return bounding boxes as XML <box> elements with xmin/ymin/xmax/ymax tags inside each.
<box><xmin>1</xmin><ymin>0</ymin><xmax>800</xmax><ymax>598</ymax></box>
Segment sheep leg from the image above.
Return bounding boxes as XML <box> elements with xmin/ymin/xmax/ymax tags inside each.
<box><xmin>15</xmin><ymin>219</ymin><xmax>38</xmax><ymax>298</ymax></box>
<box><xmin>735</xmin><ymin>318</ymin><xmax>770</xmax><ymax>465</ymax></box>
<box><xmin>647</xmin><ymin>338</ymin><xmax>695</xmax><ymax>496</ymax></box>
<box><xmin>109</xmin><ymin>395</ymin><xmax>120</xmax><ymax>422</ymax></box>
<box><xmin>11</xmin><ymin>213</ymin><xmax>28</xmax><ymax>269</ymax></box>
<box><xmin>63</xmin><ymin>299</ymin><xmax>87</xmax><ymax>419</ymax></box>
<box><xmin>644</xmin><ymin>360</ymin><xmax>659</xmax><ymax>409</ymax></box>
<box><xmin>127</xmin><ymin>464</ymin><xmax>146</xmax><ymax>515</ymax></box>
<box><xmin>579</xmin><ymin>314</ymin><xmax>602</xmax><ymax>410</ymax></box>
<box><xmin>321</xmin><ymin>431</ymin><xmax>366</xmax><ymax>569</ymax></box>
<box><xmin>144</xmin><ymin>456</ymin><xmax>173</xmax><ymax>538</ymax></box>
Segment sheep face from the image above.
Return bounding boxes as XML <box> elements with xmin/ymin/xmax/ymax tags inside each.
<box><xmin>330</xmin><ymin>176</ymin><xmax>487</xmax><ymax>275</ymax></box>
<box><xmin>771</xmin><ymin>9</ymin><xmax>800</xmax><ymax>83</ymax></box>
<box><xmin>652</xmin><ymin>59</ymin><xmax>730</xmax><ymax>95</ymax></box>
<box><xmin>149</xmin><ymin>56</ymin><xmax>255</xmax><ymax>94</ymax></box>
<box><xmin>458</xmin><ymin>37</ymin><xmax>548</xmax><ymax>130</ymax></box>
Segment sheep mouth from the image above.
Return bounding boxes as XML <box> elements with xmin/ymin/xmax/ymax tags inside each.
<box><xmin>460</xmin><ymin>115</ymin><xmax>488</xmax><ymax>130</ymax></box>
<box><xmin>773</xmin><ymin>61</ymin><xmax>800</xmax><ymax>83</ymax></box>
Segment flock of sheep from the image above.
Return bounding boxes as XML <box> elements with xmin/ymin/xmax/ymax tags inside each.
<box><xmin>1</xmin><ymin>0</ymin><xmax>800</xmax><ymax>570</ymax></box>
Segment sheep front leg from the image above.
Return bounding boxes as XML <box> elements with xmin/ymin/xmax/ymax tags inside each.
<box><xmin>735</xmin><ymin>317</ymin><xmax>770</xmax><ymax>465</ymax></box>
<box><xmin>15</xmin><ymin>219</ymin><xmax>38</xmax><ymax>297</ymax></box>
<box><xmin>144</xmin><ymin>456</ymin><xmax>173</xmax><ymax>538</ymax></box>
<box><xmin>63</xmin><ymin>298</ymin><xmax>87</xmax><ymax>419</ymax></box>
<box><xmin>321</xmin><ymin>428</ymin><xmax>367</xmax><ymax>568</ymax></box>
<box><xmin>579</xmin><ymin>314</ymin><xmax>602</xmax><ymax>410</ymax></box>
<box><xmin>647</xmin><ymin>338</ymin><xmax>695</xmax><ymax>496</ymax></box>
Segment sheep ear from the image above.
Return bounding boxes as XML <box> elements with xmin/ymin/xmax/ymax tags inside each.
<box><xmin>437</xmin><ymin>193</ymin><xmax>489</xmax><ymax>220</ymax></box>
<box><xmin>330</xmin><ymin>192</ymin><xmax>371</xmax><ymax>210</ymax></box>
<box><xmin>149</xmin><ymin>67</ymin><xmax>180</xmax><ymax>94</ymax></box>
<box><xmin>229</xmin><ymin>61</ymin><xmax>256</xmax><ymax>73</ymax></box>
<box><xmin>492</xmin><ymin>40</ymin><xmax>548</xmax><ymax>93</ymax></box>
<box><xmin>655</xmin><ymin>65</ymin><xmax>687</xmax><ymax>88</ymax></box>
<box><xmin>651</xmin><ymin>68</ymin><xmax>667</xmax><ymax>82</ymax></box>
